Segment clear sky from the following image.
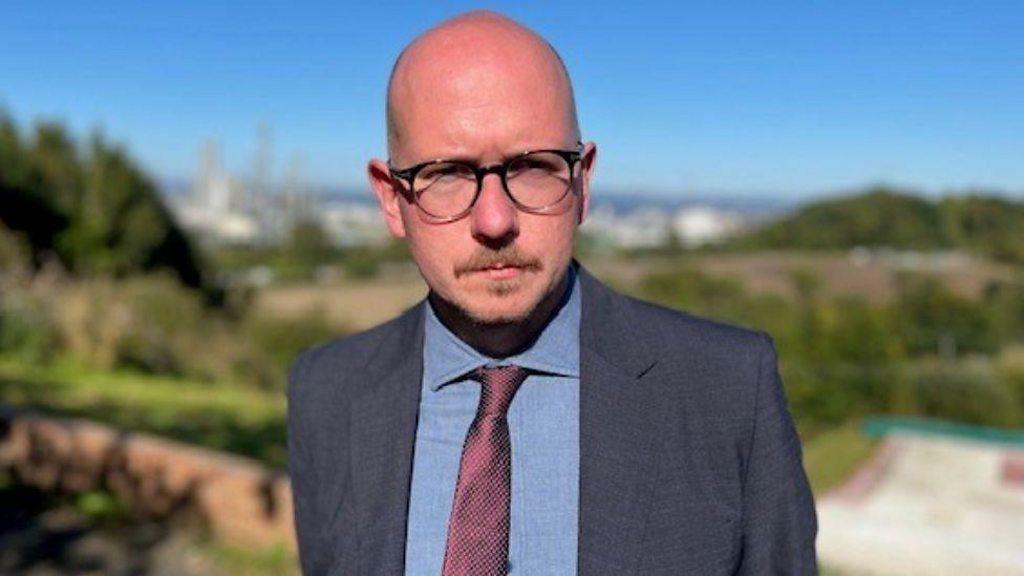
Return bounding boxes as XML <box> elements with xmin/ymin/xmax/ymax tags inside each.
<box><xmin>3</xmin><ymin>1</ymin><xmax>1022</xmax><ymax>198</ymax></box>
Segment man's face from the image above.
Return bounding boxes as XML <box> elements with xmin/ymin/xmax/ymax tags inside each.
<box><xmin>371</xmin><ymin>44</ymin><xmax>596</xmax><ymax>326</ymax></box>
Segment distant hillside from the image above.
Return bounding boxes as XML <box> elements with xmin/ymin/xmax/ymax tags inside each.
<box><xmin>732</xmin><ymin>188</ymin><xmax>1024</xmax><ymax>264</ymax></box>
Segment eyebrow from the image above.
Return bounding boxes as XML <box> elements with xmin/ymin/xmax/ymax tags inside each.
<box><xmin>401</xmin><ymin>142</ymin><xmax>579</xmax><ymax>168</ymax></box>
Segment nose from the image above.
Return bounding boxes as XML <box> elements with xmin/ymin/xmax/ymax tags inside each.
<box><xmin>469</xmin><ymin>172</ymin><xmax>518</xmax><ymax>246</ymax></box>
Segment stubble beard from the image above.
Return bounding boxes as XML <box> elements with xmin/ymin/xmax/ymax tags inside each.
<box><xmin>429</xmin><ymin>260</ymin><xmax>569</xmax><ymax>357</ymax></box>
<box><xmin>443</xmin><ymin>271</ymin><xmax>541</xmax><ymax>328</ymax></box>
<box><xmin>448</xmin><ymin>245</ymin><xmax>545</xmax><ymax>323</ymax></box>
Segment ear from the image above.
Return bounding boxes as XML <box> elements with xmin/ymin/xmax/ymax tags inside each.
<box><xmin>576</xmin><ymin>141</ymin><xmax>597</xmax><ymax>225</ymax></box>
<box><xmin>367</xmin><ymin>158</ymin><xmax>408</xmax><ymax>238</ymax></box>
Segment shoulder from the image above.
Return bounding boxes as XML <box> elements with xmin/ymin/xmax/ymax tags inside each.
<box><xmin>582</xmin><ymin>272</ymin><xmax>777</xmax><ymax>410</ymax></box>
<box><xmin>625</xmin><ymin>293</ymin><xmax>773</xmax><ymax>364</ymax></box>
<box><xmin>582</xmin><ymin>268</ymin><xmax>773</xmax><ymax>368</ymax></box>
<box><xmin>630</xmin><ymin>291</ymin><xmax>770</xmax><ymax>350</ymax></box>
<box><xmin>592</xmin><ymin>280</ymin><xmax>790</xmax><ymax>470</ymax></box>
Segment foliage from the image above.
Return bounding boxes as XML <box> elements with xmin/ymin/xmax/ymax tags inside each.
<box><xmin>75</xmin><ymin>490</ymin><xmax>131</xmax><ymax>524</ymax></box>
<box><xmin>277</xmin><ymin>217</ymin><xmax>338</xmax><ymax>280</ymax></box>
<box><xmin>998</xmin><ymin>345</ymin><xmax>1024</xmax><ymax>410</ymax></box>
<box><xmin>0</xmin><ymin>230</ymin><xmax>60</xmax><ymax>364</ymax></box>
<box><xmin>732</xmin><ymin>187</ymin><xmax>1024</xmax><ymax>264</ymax></box>
<box><xmin>939</xmin><ymin>195</ymin><xmax>1024</xmax><ymax>264</ymax></box>
<box><xmin>54</xmin><ymin>274</ymin><xmax>211</xmax><ymax>376</ymax></box>
<box><xmin>242</xmin><ymin>311</ymin><xmax>338</xmax><ymax>383</ymax></box>
<box><xmin>983</xmin><ymin>280</ymin><xmax>1024</xmax><ymax>343</ymax></box>
<box><xmin>0</xmin><ymin>288</ymin><xmax>60</xmax><ymax>365</ymax></box>
<box><xmin>902</xmin><ymin>360</ymin><xmax>1020</xmax><ymax>428</ymax></box>
<box><xmin>735</xmin><ymin>188</ymin><xmax>945</xmax><ymax>250</ymax></box>
<box><xmin>0</xmin><ymin>113</ymin><xmax>209</xmax><ymax>290</ymax></box>
<box><xmin>892</xmin><ymin>274</ymin><xmax>999</xmax><ymax>356</ymax></box>
<box><xmin>0</xmin><ymin>269</ymin><xmax>346</xmax><ymax>391</ymax></box>
<box><xmin>0</xmin><ymin>227</ymin><xmax>24</xmax><ymax>267</ymax></box>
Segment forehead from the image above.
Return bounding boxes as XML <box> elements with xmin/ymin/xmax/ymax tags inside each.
<box><xmin>389</xmin><ymin>30</ymin><xmax>575</xmax><ymax>162</ymax></box>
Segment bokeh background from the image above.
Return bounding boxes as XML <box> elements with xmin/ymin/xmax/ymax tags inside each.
<box><xmin>2</xmin><ymin>2</ymin><xmax>1022</xmax><ymax>574</ymax></box>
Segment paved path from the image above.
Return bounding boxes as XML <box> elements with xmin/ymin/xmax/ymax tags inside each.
<box><xmin>817</xmin><ymin>434</ymin><xmax>1024</xmax><ymax>576</ymax></box>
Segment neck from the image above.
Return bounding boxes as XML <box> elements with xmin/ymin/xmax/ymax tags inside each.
<box><xmin>430</xmin><ymin>268</ymin><xmax>570</xmax><ymax>358</ymax></box>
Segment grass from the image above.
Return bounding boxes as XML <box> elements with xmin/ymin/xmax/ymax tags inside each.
<box><xmin>0</xmin><ymin>355</ymin><xmax>287</xmax><ymax>468</ymax></box>
<box><xmin>199</xmin><ymin>540</ymin><xmax>299</xmax><ymax>576</ymax></box>
<box><xmin>801</xmin><ymin>420</ymin><xmax>879</xmax><ymax>495</ymax></box>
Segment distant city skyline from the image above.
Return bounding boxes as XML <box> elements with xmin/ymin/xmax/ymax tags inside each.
<box><xmin>3</xmin><ymin>1</ymin><xmax>1022</xmax><ymax>198</ymax></box>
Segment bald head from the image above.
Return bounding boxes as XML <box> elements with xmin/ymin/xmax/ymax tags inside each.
<box><xmin>385</xmin><ymin>10</ymin><xmax>580</xmax><ymax>161</ymax></box>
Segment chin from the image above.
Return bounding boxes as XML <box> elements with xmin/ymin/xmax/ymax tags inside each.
<box><xmin>432</xmin><ymin>263</ymin><xmax>567</xmax><ymax>328</ymax></box>
<box><xmin>458</xmin><ymin>289</ymin><xmax>540</xmax><ymax>326</ymax></box>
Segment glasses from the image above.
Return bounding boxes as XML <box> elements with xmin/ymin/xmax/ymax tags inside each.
<box><xmin>388</xmin><ymin>142</ymin><xmax>584</xmax><ymax>222</ymax></box>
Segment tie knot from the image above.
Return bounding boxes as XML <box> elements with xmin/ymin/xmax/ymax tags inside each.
<box><xmin>471</xmin><ymin>365</ymin><xmax>528</xmax><ymax>417</ymax></box>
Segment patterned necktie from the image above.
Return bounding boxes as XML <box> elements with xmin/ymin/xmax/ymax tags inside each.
<box><xmin>441</xmin><ymin>364</ymin><xmax>529</xmax><ymax>576</ymax></box>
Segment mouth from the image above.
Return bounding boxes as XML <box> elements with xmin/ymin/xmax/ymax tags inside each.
<box><xmin>469</xmin><ymin>263</ymin><xmax>526</xmax><ymax>280</ymax></box>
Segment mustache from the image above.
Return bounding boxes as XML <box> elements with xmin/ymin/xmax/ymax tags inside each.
<box><xmin>454</xmin><ymin>247</ymin><xmax>543</xmax><ymax>278</ymax></box>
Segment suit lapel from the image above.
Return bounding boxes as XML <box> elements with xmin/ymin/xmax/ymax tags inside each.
<box><xmin>577</xmin><ymin>267</ymin><xmax>664</xmax><ymax>575</ymax></box>
<box><xmin>348</xmin><ymin>305</ymin><xmax>425</xmax><ymax>575</ymax></box>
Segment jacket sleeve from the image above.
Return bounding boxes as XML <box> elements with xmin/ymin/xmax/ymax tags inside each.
<box><xmin>287</xmin><ymin>349</ymin><xmax>332</xmax><ymax>576</ymax></box>
<box><xmin>736</xmin><ymin>333</ymin><xmax>819</xmax><ymax>575</ymax></box>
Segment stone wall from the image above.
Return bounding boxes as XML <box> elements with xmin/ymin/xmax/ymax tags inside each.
<box><xmin>0</xmin><ymin>407</ymin><xmax>296</xmax><ymax>552</ymax></box>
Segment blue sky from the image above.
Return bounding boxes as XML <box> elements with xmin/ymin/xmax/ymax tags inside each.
<box><xmin>3</xmin><ymin>1</ymin><xmax>1022</xmax><ymax>198</ymax></box>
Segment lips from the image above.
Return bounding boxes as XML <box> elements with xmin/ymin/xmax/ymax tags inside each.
<box><xmin>472</xmin><ymin>264</ymin><xmax>523</xmax><ymax>280</ymax></box>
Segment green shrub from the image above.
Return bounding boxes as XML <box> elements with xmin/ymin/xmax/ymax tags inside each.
<box><xmin>905</xmin><ymin>360</ymin><xmax>1020</xmax><ymax>427</ymax></box>
<box><xmin>54</xmin><ymin>274</ymin><xmax>205</xmax><ymax>374</ymax></box>
<box><xmin>0</xmin><ymin>290</ymin><xmax>59</xmax><ymax>364</ymax></box>
<box><xmin>891</xmin><ymin>274</ymin><xmax>1000</xmax><ymax>356</ymax></box>
<box><xmin>997</xmin><ymin>346</ymin><xmax>1024</xmax><ymax>416</ymax></box>
<box><xmin>782</xmin><ymin>361</ymin><xmax>899</xmax><ymax>426</ymax></box>
<box><xmin>0</xmin><ymin>225</ymin><xmax>32</xmax><ymax>273</ymax></box>
<box><xmin>243</xmin><ymin>312</ymin><xmax>340</xmax><ymax>388</ymax></box>
<box><xmin>342</xmin><ymin>253</ymin><xmax>380</xmax><ymax>279</ymax></box>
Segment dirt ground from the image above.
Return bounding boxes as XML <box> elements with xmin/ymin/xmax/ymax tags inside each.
<box><xmin>256</xmin><ymin>267</ymin><xmax>426</xmax><ymax>331</ymax></box>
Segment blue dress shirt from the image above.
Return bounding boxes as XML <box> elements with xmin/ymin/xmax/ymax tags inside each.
<box><xmin>404</xmin><ymin>266</ymin><xmax>581</xmax><ymax>575</ymax></box>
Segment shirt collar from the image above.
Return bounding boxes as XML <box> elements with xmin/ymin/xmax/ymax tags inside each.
<box><xmin>422</xmin><ymin>265</ymin><xmax>581</xmax><ymax>392</ymax></box>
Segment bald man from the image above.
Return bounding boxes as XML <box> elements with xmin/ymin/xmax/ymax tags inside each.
<box><xmin>287</xmin><ymin>11</ymin><xmax>818</xmax><ymax>576</ymax></box>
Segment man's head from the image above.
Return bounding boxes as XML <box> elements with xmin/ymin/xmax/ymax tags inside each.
<box><xmin>368</xmin><ymin>10</ymin><xmax>596</xmax><ymax>331</ymax></box>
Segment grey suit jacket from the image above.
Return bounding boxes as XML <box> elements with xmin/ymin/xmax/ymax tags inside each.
<box><xmin>287</xmin><ymin>266</ymin><xmax>818</xmax><ymax>575</ymax></box>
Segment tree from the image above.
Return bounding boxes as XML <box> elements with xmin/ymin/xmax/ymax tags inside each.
<box><xmin>0</xmin><ymin>113</ymin><xmax>208</xmax><ymax>289</ymax></box>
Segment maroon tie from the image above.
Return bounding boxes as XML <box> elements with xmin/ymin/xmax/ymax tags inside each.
<box><xmin>441</xmin><ymin>365</ymin><xmax>529</xmax><ymax>576</ymax></box>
